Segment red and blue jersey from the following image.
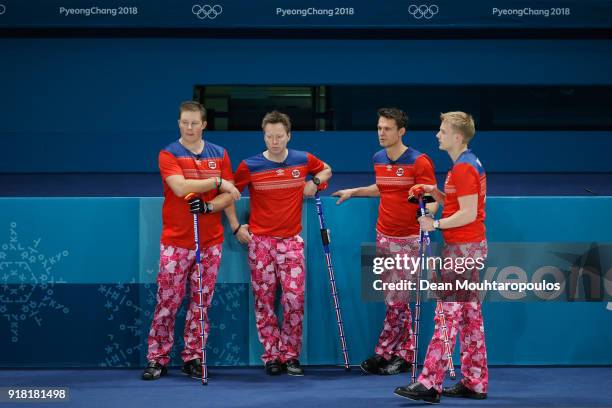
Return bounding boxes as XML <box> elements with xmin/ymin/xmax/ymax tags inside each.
<box><xmin>234</xmin><ymin>149</ymin><xmax>325</xmax><ymax>238</ymax></box>
<box><xmin>374</xmin><ymin>147</ymin><xmax>436</xmax><ymax>237</ymax></box>
<box><xmin>442</xmin><ymin>149</ymin><xmax>487</xmax><ymax>244</ymax></box>
<box><xmin>159</xmin><ymin>140</ymin><xmax>233</xmax><ymax>249</ymax></box>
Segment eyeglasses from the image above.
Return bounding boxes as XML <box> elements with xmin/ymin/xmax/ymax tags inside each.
<box><xmin>264</xmin><ymin>133</ymin><xmax>288</xmax><ymax>142</ymax></box>
<box><xmin>180</xmin><ymin>120</ymin><xmax>203</xmax><ymax>129</ymax></box>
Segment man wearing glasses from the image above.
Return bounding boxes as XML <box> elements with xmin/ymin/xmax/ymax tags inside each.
<box><xmin>142</xmin><ymin>101</ymin><xmax>240</xmax><ymax>381</ymax></box>
<box><xmin>226</xmin><ymin>111</ymin><xmax>332</xmax><ymax>376</ymax></box>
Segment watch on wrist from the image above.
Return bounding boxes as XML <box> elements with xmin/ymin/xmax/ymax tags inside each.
<box><xmin>433</xmin><ymin>219</ymin><xmax>440</xmax><ymax>230</ymax></box>
<box><xmin>312</xmin><ymin>176</ymin><xmax>321</xmax><ymax>186</ymax></box>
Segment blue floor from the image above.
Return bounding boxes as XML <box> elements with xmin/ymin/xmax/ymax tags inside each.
<box><xmin>1</xmin><ymin>173</ymin><xmax>611</xmax><ymax>197</ymax></box>
<box><xmin>2</xmin><ymin>367</ymin><xmax>612</xmax><ymax>407</ymax></box>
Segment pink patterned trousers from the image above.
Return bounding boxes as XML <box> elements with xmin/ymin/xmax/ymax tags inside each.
<box><xmin>374</xmin><ymin>232</ymin><xmax>420</xmax><ymax>362</ymax></box>
<box><xmin>248</xmin><ymin>234</ymin><xmax>305</xmax><ymax>363</ymax></box>
<box><xmin>146</xmin><ymin>243</ymin><xmax>221</xmax><ymax>365</ymax></box>
<box><xmin>418</xmin><ymin>240</ymin><xmax>488</xmax><ymax>393</ymax></box>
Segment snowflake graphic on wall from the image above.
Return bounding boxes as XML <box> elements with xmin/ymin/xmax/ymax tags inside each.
<box><xmin>0</xmin><ymin>222</ymin><xmax>70</xmax><ymax>343</ymax></box>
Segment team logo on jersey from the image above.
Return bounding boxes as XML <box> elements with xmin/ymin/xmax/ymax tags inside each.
<box><xmin>276</xmin><ymin>169</ymin><xmax>285</xmax><ymax>176</ymax></box>
<box><xmin>386</xmin><ymin>165</ymin><xmax>392</xmax><ymax>171</ymax></box>
<box><xmin>292</xmin><ymin>169</ymin><xmax>301</xmax><ymax>178</ymax></box>
<box><xmin>208</xmin><ymin>161</ymin><xmax>217</xmax><ymax>169</ymax></box>
<box><xmin>396</xmin><ymin>167</ymin><xmax>404</xmax><ymax>176</ymax></box>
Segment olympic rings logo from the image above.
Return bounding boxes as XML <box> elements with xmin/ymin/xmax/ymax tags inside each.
<box><xmin>192</xmin><ymin>4</ymin><xmax>223</xmax><ymax>20</ymax></box>
<box><xmin>408</xmin><ymin>4</ymin><xmax>439</xmax><ymax>19</ymax></box>
<box><xmin>0</xmin><ymin>4</ymin><xmax>6</xmax><ymax>15</ymax></box>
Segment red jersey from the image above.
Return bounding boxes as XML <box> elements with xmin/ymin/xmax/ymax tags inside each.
<box><xmin>442</xmin><ymin>149</ymin><xmax>487</xmax><ymax>244</ymax></box>
<box><xmin>234</xmin><ymin>149</ymin><xmax>325</xmax><ymax>238</ymax></box>
<box><xmin>159</xmin><ymin>140</ymin><xmax>233</xmax><ymax>249</ymax></box>
<box><xmin>374</xmin><ymin>148</ymin><xmax>436</xmax><ymax>237</ymax></box>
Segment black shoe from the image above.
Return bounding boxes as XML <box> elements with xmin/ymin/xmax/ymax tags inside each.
<box><xmin>379</xmin><ymin>355</ymin><xmax>411</xmax><ymax>375</ymax></box>
<box><xmin>442</xmin><ymin>381</ymin><xmax>487</xmax><ymax>399</ymax></box>
<box><xmin>182</xmin><ymin>358</ymin><xmax>203</xmax><ymax>379</ymax></box>
<box><xmin>394</xmin><ymin>382</ymin><xmax>441</xmax><ymax>404</ymax></box>
<box><xmin>360</xmin><ymin>354</ymin><xmax>387</xmax><ymax>375</ymax></box>
<box><xmin>265</xmin><ymin>359</ymin><xmax>283</xmax><ymax>376</ymax></box>
<box><xmin>142</xmin><ymin>361</ymin><xmax>167</xmax><ymax>380</ymax></box>
<box><xmin>285</xmin><ymin>359</ymin><xmax>304</xmax><ymax>376</ymax></box>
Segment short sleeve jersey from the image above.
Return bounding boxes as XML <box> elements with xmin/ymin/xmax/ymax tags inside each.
<box><xmin>374</xmin><ymin>147</ymin><xmax>437</xmax><ymax>237</ymax></box>
<box><xmin>441</xmin><ymin>149</ymin><xmax>487</xmax><ymax>244</ymax></box>
<box><xmin>234</xmin><ymin>149</ymin><xmax>325</xmax><ymax>238</ymax></box>
<box><xmin>158</xmin><ymin>140</ymin><xmax>233</xmax><ymax>249</ymax></box>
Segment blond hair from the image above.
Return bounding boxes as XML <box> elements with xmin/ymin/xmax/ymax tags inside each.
<box><xmin>440</xmin><ymin>111</ymin><xmax>475</xmax><ymax>144</ymax></box>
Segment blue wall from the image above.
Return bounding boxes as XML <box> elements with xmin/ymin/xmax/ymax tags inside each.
<box><xmin>1</xmin><ymin>38</ymin><xmax>611</xmax><ymax>173</ymax></box>
<box><xmin>2</xmin><ymin>130</ymin><xmax>612</xmax><ymax>173</ymax></box>
<box><xmin>1</xmin><ymin>196</ymin><xmax>611</xmax><ymax>368</ymax></box>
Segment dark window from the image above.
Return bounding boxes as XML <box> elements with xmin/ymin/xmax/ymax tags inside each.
<box><xmin>194</xmin><ymin>85</ymin><xmax>330</xmax><ymax>131</ymax></box>
<box><xmin>195</xmin><ymin>85</ymin><xmax>612</xmax><ymax>131</ymax></box>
